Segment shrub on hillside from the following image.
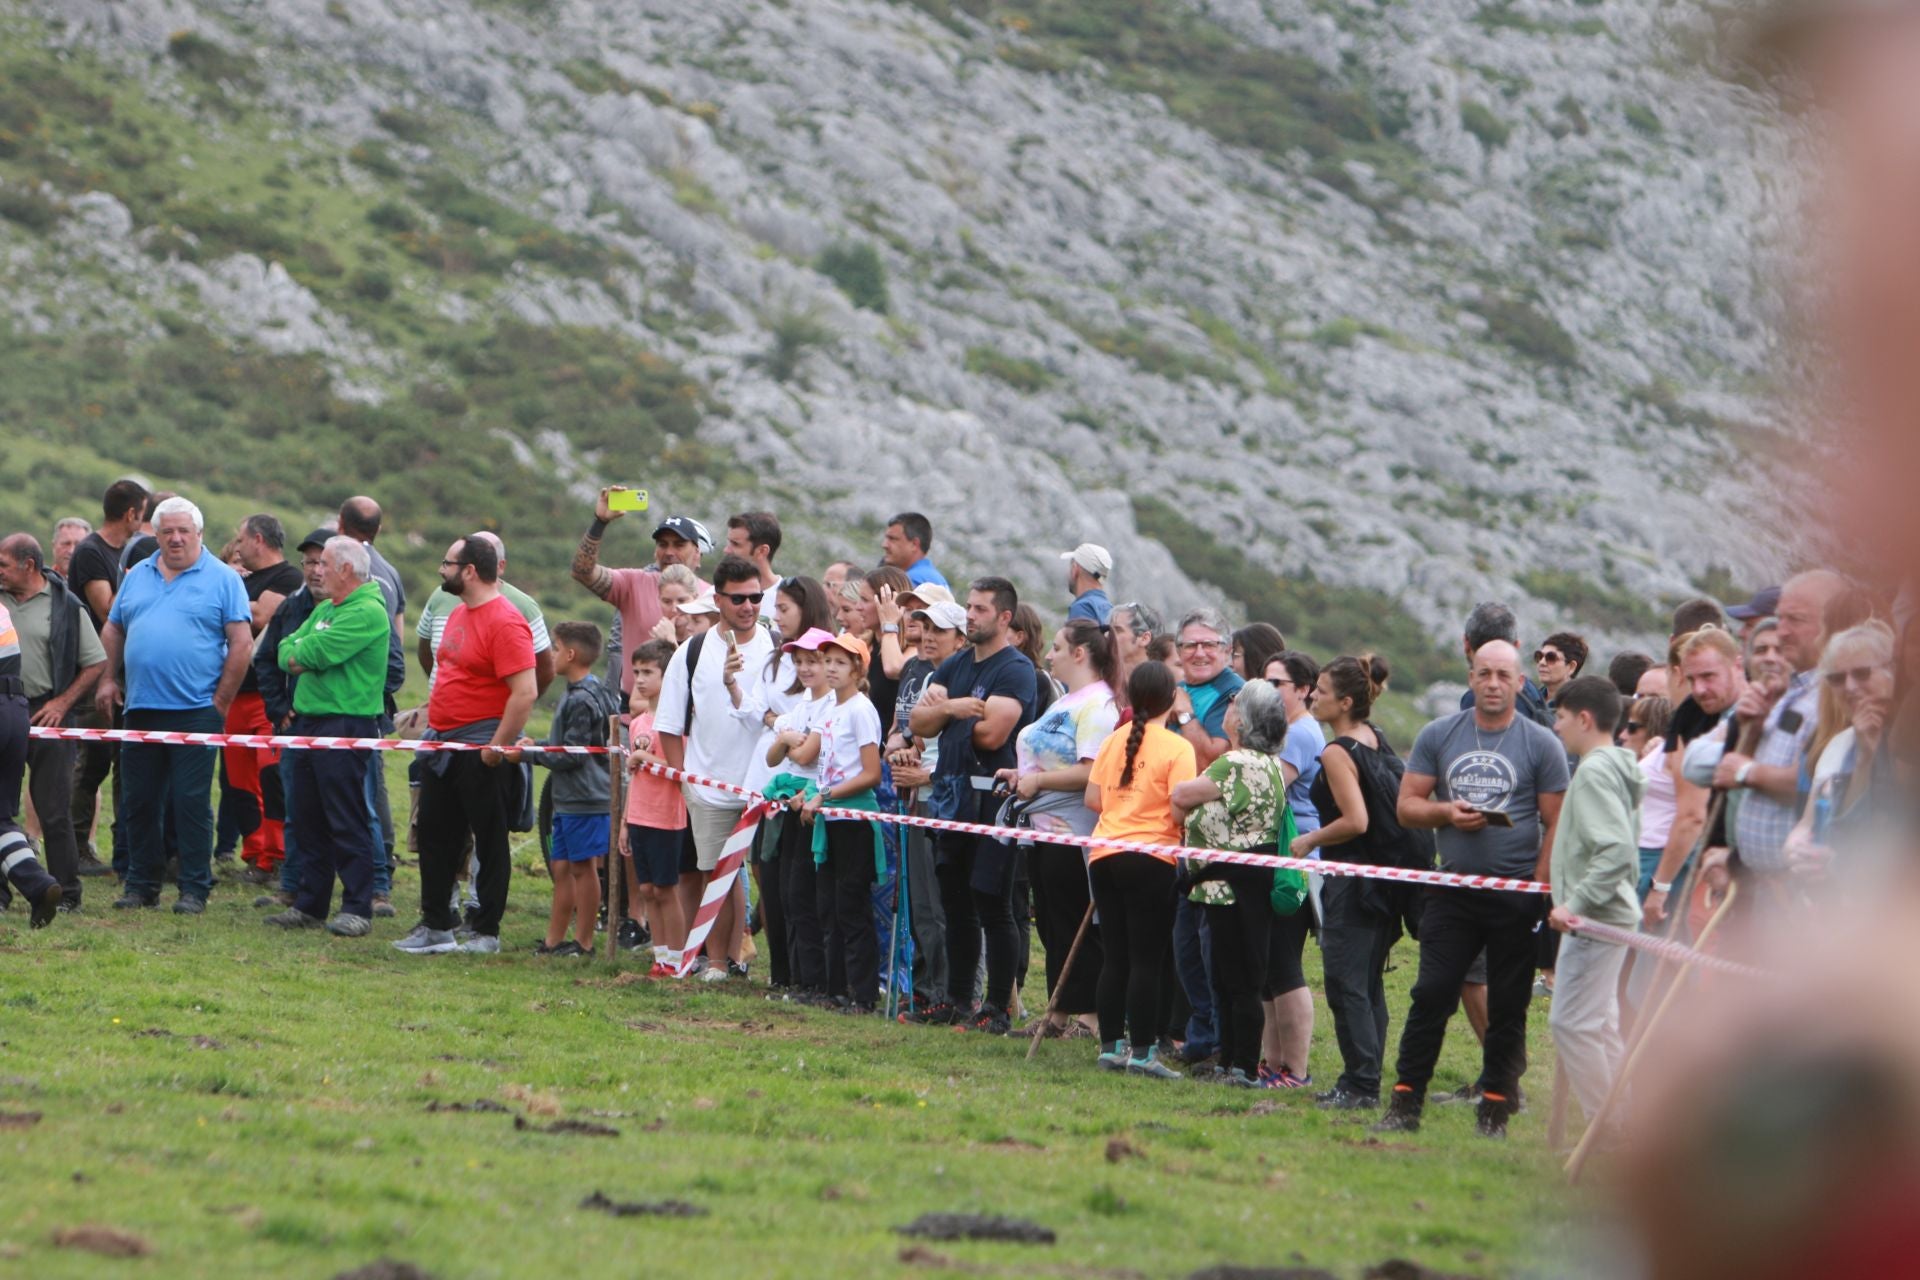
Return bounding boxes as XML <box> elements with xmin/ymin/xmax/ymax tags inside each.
<box><xmin>815</xmin><ymin>241</ymin><xmax>889</xmax><ymax>313</ymax></box>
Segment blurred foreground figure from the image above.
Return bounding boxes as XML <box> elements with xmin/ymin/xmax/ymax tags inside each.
<box><xmin>1615</xmin><ymin>7</ymin><xmax>1920</xmax><ymax>1277</ymax></box>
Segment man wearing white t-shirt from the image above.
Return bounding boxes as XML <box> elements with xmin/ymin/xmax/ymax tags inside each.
<box><xmin>655</xmin><ymin>555</ymin><xmax>775</xmax><ymax>977</ymax></box>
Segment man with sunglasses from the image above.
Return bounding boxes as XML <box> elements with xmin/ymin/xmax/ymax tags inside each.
<box><xmin>654</xmin><ymin>555</ymin><xmax>776</xmax><ymax>976</ymax></box>
<box><xmin>723</xmin><ymin>511</ymin><xmax>783</xmax><ymax>625</ymax></box>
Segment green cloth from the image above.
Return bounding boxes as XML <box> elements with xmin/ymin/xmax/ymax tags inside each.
<box><xmin>1551</xmin><ymin>744</ymin><xmax>1644</xmax><ymax>927</ymax></box>
<box><xmin>811</xmin><ymin>786</ymin><xmax>886</xmax><ymax>875</ymax></box>
<box><xmin>758</xmin><ymin>773</ymin><xmax>816</xmax><ymax>862</ymax></box>
<box><xmin>279</xmin><ymin>581</ymin><xmax>389</xmax><ymax>718</ymax></box>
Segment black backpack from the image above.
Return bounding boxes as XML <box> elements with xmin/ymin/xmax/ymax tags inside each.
<box><xmin>1332</xmin><ymin>733</ymin><xmax>1435</xmax><ymax>873</ymax></box>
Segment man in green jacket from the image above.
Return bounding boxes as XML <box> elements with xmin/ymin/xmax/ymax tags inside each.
<box><xmin>1547</xmin><ymin>676</ymin><xmax>1646</xmax><ymax>1141</ymax></box>
<box><xmin>266</xmin><ymin>537</ymin><xmax>392</xmax><ymax>938</ymax></box>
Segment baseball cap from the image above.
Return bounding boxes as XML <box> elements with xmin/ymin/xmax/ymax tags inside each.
<box><xmin>678</xmin><ymin>597</ymin><xmax>720</xmax><ymax>617</ymax></box>
<box><xmin>898</xmin><ymin>582</ymin><xmax>955</xmax><ymax>609</ymax></box>
<box><xmin>781</xmin><ymin>627</ymin><xmax>839</xmax><ymax>653</ymax></box>
<box><xmin>1060</xmin><ymin>543</ymin><xmax>1114</xmax><ymax>579</ymax></box>
<box><xmin>296</xmin><ymin>528</ymin><xmax>332</xmax><ymax>552</ymax></box>
<box><xmin>653</xmin><ymin>516</ymin><xmax>714</xmax><ymax>554</ymax></box>
<box><xmin>1726</xmin><ymin>586</ymin><xmax>1782</xmax><ymax>621</ymax></box>
<box><xmin>821</xmin><ymin>632</ymin><xmax>871</xmax><ymax>666</ymax></box>
<box><xmin>910</xmin><ymin>601</ymin><xmax>967</xmax><ymax>632</ymax></box>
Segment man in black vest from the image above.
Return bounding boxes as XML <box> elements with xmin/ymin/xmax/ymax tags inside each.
<box><xmin>0</xmin><ymin>534</ymin><xmax>106</xmax><ymax>914</ymax></box>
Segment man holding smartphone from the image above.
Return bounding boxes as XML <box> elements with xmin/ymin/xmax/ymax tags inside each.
<box><xmin>1375</xmin><ymin>640</ymin><xmax>1568</xmax><ymax>1138</ymax></box>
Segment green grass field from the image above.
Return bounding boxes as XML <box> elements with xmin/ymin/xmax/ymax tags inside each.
<box><xmin>2</xmin><ymin>751</ymin><xmax>1589</xmax><ymax>1278</ymax></box>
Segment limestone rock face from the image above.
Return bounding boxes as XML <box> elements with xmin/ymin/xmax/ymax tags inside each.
<box><xmin>10</xmin><ymin>0</ymin><xmax>1814</xmax><ymax>657</ymax></box>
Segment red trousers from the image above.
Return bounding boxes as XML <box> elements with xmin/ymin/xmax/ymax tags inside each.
<box><xmin>222</xmin><ymin>692</ymin><xmax>284</xmax><ymax>869</ymax></box>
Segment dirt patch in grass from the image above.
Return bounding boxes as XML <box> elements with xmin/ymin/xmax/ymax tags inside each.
<box><xmin>579</xmin><ymin>1190</ymin><xmax>707</xmax><ymax>1218</ymax></box>
<box><xmin>513</xmin><ymin>1115</ymin><xmax>619</xmax><ymax>1138</ymax></box>
<box><xmin>423</xmin><ymin>1099</ymin><xmax>509</xmax><ymax>1114</ymax></box>
<box><xmin>501</xmin><ymin>1083</ymin><xmax>561</xmax><ymax>1115</ymax></box>
<box><xmin>896</xmin><ymin>1212</ymin><xmax>1057</xmax><ymax>1244</ymax></box>
<box><xmin>1105</xmin><ymin>1137</ymin><xmax>1142</xmax><ymax>1162</ymax></box>
<box><xmin>331</xmin><ymin>1261</ymin><xmax>440</xmax><ymax>1280</ymax></box>
<box><xmin>0</xmin><ymin>1110</ymin><xmax>42</xmax><ymax>1129</ymax></box>
<box><xmin>52</xmin><ymin>1224</ymin><xmax>152</xmax><ymax>1257</ymax></box>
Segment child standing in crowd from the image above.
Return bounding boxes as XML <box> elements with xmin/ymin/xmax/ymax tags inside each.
<box><xmin>1086</xmin><ymin>660</ymin><xmax>1196</xmax><ymax>1078</ymax></box>
<box><xmin>509</xmin><ymin>622</ymin><xmax>622</xmax><ymax>958</ymax></box>
<box><xmin>620</xmin><ymin>639</ymin><xmax>690</xmax><ymax>978</ymax></box>
<box><xmin>762</xmin><ymin>627</ymin><xmax>835</xmax><ymax>997</ymax></box>
<box><xmin>1546</xmin><ymin>675</ymin><xmax>1645</xmax><ymax>1142</ymax></box>
<box><xmin>799</xmin><ymin>633</ymin><xmax>885</xmax><ymax>1012</ymax></box>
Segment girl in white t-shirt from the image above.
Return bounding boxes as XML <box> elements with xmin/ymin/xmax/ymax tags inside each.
<box><xmin>764</xmin><ymin>630</ymin><xmax>833</xmax><ymax>997</ymax></box>
<box><xmin>798</xmin><ymin>633</ymin><xmax>885</xmax><ymax>1011</ymax></box>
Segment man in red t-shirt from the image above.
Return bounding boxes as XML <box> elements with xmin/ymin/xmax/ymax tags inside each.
<box><xmin>394</xmin><ymin>536</ymin><xmax>536</xmax><ymax>957</ymax></box>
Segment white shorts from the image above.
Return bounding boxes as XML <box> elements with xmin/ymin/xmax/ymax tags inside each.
<box><xmin>683</xmin><ymin>791</ymin><xmax>745</xmax><ymax>873</ymax></box>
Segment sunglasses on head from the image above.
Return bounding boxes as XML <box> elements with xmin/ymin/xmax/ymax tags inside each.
<box><xmin>1825</xmin><ymin>665</ymin><xmax>1881</xmax><ymax>687</ymax></box>
<box><xmin>721</xmin><ymin>591</ymin><xmax>765</xmax><ymax>606</ymax></box>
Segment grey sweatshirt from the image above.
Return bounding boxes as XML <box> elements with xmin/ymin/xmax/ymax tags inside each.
<box><xmin>523</xmin><ymin>674</ymin><xmax>622</xmax><ymax>815</ymax></box>
<box><xmin>1550</xmin><ymin>744</ymin><xmax>1645</xmax><ymax>929</ymax></box>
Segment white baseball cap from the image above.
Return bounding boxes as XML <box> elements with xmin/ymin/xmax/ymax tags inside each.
<box><xmin>1060</xmin><ymin>543</ymin><xmax>1113</xmax><ymax>579</ymax></box>
<box><xmin>910</xmin><ymin>601</ymin><xmax>968</xmax><ymax>632</ymax></box>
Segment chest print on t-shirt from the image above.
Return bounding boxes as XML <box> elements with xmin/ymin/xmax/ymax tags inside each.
<box><xmin>1447</xmin><ymin>750</ymin><xmax>1518</xmax><ymax>811</ymax></box>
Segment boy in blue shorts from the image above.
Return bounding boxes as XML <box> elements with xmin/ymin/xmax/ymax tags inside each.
<box><xmin>509</xmin><ymin>621</ymin><xmax>621</xmax><ymax>957</ymax></box>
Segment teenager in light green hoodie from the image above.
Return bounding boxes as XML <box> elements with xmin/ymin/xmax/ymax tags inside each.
<box><xmin>1546</xmin><ymin>676</ymin><xmax>1645</xmax><ymax>1137</ymax></box>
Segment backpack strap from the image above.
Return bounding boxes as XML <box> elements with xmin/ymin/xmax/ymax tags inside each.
<box><xmin>682</xmin><ymin>631</ymin><xmax>706</xmax><ymax>737</ymax></box>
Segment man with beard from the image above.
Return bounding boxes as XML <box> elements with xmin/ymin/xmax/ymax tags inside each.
<box><xmin>1642</xmin><ymin>627</ymin><xmax>1749</xmax><ymax>929</ymax></box>
<box><xmin>393</xmin><ymin>536</ymin><xmax>536</xmax><ymax>956</ymax></box>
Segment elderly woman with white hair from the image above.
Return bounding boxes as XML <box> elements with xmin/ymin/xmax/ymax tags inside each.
<box><xmin>1171</xmin><ymin>678</ymin><xmax>1298</xmax><ymax>1088</ymax></box>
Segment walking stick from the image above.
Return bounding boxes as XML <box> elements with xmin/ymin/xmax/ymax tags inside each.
<box><xmin>603</xmin><ymin>714</ymin><xmax>625</xmax><ymax>965</ymax></box>
<box><xmin>1027</xmin><ymin>903</ymin><xmax>1095</xmax><ymax>1062</ymax></box>
<box><xmin>1564</xmin><ymin>880</ymin><xmax>1739</xmax><ymax>1184</ymax></box>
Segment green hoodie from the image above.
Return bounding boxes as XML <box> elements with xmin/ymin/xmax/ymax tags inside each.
<box><xmin>1550</xmin><ymin>744</ymin><xmax>1644</xmax><ymax>928</ymax></box>
<box><xmin>280</xmin><ymin>580</ymin><xmax>389</xmax><ymax>718</ymax></box>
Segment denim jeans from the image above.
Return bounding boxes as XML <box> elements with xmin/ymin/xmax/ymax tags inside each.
<box><xmin>120</xmin><ymin>707</ymin><xmax>223</xmax><ymax>901</ymax></box>
<box><xmin>364</xmin><ymin>753</ymin><xmax>391</xmax><ymax>898</ymax></box>
<box><xmin>1172</xmin><ymin>896</ymin><xmax>1216</xmax><ymax>1049</ymax></box>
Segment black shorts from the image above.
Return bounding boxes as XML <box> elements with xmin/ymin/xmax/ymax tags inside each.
<box><xmin>627</xmin><ymin>824</ymin><xmax>685</xmax><ymax>889</ymax></box>
<box><xmin>679</xmin><ymin>827</ymin><xmax>699</xmax><ymax>876</ymax></box>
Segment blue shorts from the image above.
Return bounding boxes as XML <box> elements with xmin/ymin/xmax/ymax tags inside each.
<box><xmin>628</xmin><ymin>824</ymin><xmax>685</xmax><ymax>888</ymax></box>
<box><xmin>550</xmin><ymin>813</ymin><xmax>609</xmax><ymax>863</ymax></box>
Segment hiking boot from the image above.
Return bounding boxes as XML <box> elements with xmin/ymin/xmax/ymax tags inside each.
<box><xmin>113</xmin><ymin>891</ymin><xmax>158</xmax><ymax>910</ymax></box>
<box><xmin>1372</xmin><ymin>1090</ymin><xmax>1423</xmax><ymax>1133</ymax></box>
<box><xmin>29</xmin><ymin>879</ymin><xmax>63</xmax><ymax>929</ymax></box>
<box><xmin>727</xmin><ymin>959</ymin><xmax>750</xmax><ymax>979</ymax></box>
<box><xmin>1223</xmin><ymin>1068</ymin><xmax>1260</xmax><ymax>1089</ymax></box>
<box><xmin>1180</xmin><ymin>1040</ymin><xmax>1220</xmax><ymax>1066</ymax></box>
<box><xmin>239</xmin><ymin>865</ymin><xmax>274</xmax><ymax>886</ymax></box>
<box><xmin>75</xmin><ymin>849</ymin><xmax>112</xmax><ymax>877</ymax></box>
<box><xmin>254</xmin><ymin>890</ymin><xmax>293</xmax><ymax>909</ymax></box>
<box><xmin>1096</xmin><ymin>1040</ymin><xmax>1131</xmax><ymax>1072</ymax></box>
<box><xmin>1315</xmin><ymin>1086</ymin><xmax>1381</xmax><ymax>1111</ymax></box>
<box><xmin>901</xmin><ymin>1000</ymin><xmax>963</xmax><ymax>1027</ymax></box>
<box><xmin>1476</xmin><ymin>1093</ymin><xmax>1515</xmax><ymax>1139</ymax></box>
<box><xmin>172</xmin><ymin>895</ymin><xmax>206</xmax><ymax>916</ymax></box>
<box><xmin>955</xmin><ymin>1004</ymin><xmax>1011</xmax><ymax>1036</ymax></box>
<box><xmin>1126</xmin><ymin>1046</ymin><xmax>1182</xmax><ymax>1081</ymax></box>
<box><xmin>460</xmin><ymin>934</ymin><xmax>501</xmax><ymax>955</ymax></box>
<box><xmin>326</xmin><ymin>913</ymin><xmax>371</xmax><ymax>938</ymax></box>
<box><xmin>265</xmin><ymin>908</ymin><xmax>323</xmax><ymax>929</ymax></box>
<box><xmin>1269</xmin><ymin>1068</ymin><xmax>1313</xmax><ymax>1090</ymax></box>
<box><xmin>616</xmin><ymin>917</ymin><xmax>648</xmax><ymax>951</ymax></box>
<box><xmin>1431</xmin><ymin>1082</ymin><xmax>1483</xmax><ymax>1106</ymax></box>
<box><xmin>392</xmin><ymin>925</ymin><xmax>460</xmax><ymax>955</ymax></box>
<box><xmin>370</xmin><ymin>896</ymin><xmax>396</xmax><ymax>919</ymax></box>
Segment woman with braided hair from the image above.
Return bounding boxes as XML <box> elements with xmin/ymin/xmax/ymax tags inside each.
<box><xmin>1084</xmin><ymin>660</ymin><xmax>1196</xmax><ymax>1079</ymax></box>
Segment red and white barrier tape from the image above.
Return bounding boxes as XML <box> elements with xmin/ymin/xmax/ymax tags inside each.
<box><xmin>674</xmin><ymin>803</ymin><xmax>769</xmax><ymax>977</ymax></box>
<box><xmin>26</xmin><ymin>725</ymin><xmax>615</xmax><ymax>754</ymax></box>
<box><xmin>1562</xmin><ymin>916</ymin><xmax>1770</xmax><ymax>980</ymax></box>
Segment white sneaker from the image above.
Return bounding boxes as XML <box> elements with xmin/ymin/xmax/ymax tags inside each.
<box><xmin>394</xmin><ymin>926</ymin><xmax>460</xmax><ymax>955</ymax></box>
<box><xmin>460</xmin><ymin>934</ymin><xmax>501</xmax><ymax>955</ymax></box>
<box><xmin>699</xmin><ymin>961</ymin><xmax>730</xmax><ymax>983</ymax></box>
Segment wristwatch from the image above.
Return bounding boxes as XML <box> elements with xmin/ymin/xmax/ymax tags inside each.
<box><xmin>1651</xmin><ymin>879</ymin><xmax>1673</xmax><ymax>895</ymax></box>
<box><xmin>1171</xmin><ymin>712</ymin><xmax>1195</xmax><ymax>731</ymax></box>
<box><xmin>881</xmin><ymin>623</ymin><xmax>900</xmax><ymax>635</ymax></box>
<box><xmin>1734</xmin><ymin>761</ymin><xmax>1754</xmax><ymax>788</ymax></box>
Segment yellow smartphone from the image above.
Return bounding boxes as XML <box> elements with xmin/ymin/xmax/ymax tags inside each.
<box><xmin>607</xmin><ymin>488</ymin><xmax>649</xmax><ymax>512</ymax></box>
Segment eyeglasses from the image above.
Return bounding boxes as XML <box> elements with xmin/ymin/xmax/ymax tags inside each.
<box><xmin>1533</xmin><ymin>650</ymin><xmax>1565</xmax><ymax>665</ymax></box>
<box><xmin>1266</xmin><ymin>677</ymin><xmax>1287</xmax><ymax>689</ymax></box>
<box><xmin>720</xmin><ymin>591</ymin><xmax>765</xmax><ymax>606</ymax></box>
<box><xmin>1624</xmin><ymin>721</ymin><xmax>1645</xmax><ymax>734</ymax></box>
<box><xmin>1177</xmin><ymin>639</ymin><xmax>1224</xmax><ymax>654</ymax></box>
<box><xmin>1825</xmin><ymin>665</ymin><xmax>1883</xmax><ymax>687</ymax></box>
<box><xmin>439</xmin><ymin>559</ymin><xmax>463</xmax><ymax>568</ymax></box>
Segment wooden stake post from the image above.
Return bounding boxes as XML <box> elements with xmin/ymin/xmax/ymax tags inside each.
<box><xmin>604</xmin><ymin>714</ymin><xmax>626</xmax><ymax>965</ymax></box>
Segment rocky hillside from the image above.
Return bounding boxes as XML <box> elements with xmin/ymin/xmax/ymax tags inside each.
<box><xmin>0</xmin><ymin>0</ymin><xmax>1809</xmax><ymax>687</ymax></box>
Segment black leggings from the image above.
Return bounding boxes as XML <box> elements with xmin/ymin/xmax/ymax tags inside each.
<box><xmin>1032</xmin><ymin>842</ymin><xmax>1101</xmax><ymax>1014</ymax></box>
<box><xmin>778</xmin><ymin>816</ymin><xmax>825</xmax><ymax>993</ymax></box>
<box><xmin>1089</xmin><ymin>854</ymin><xmax>1177</xmax><ymax>1049</ymax></box>
<box><xmin>817</xmin><ymin>819</ymin><xmax>877</xmax><ymax>1006</ymax></box>
<box><xmin>1203</xmin><ymin>864</ymin><xmax>1275</xmax><ymax>1076</ymax></box>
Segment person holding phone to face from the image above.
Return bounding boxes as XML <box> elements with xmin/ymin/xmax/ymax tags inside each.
<box><xmin>1373</xmin><ymin>640</ymin><xmax>1569</xmax><ymax>1139</ymax></box>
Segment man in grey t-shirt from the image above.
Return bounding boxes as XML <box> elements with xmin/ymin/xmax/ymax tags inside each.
<box><xmin>1374</xmin><ymin>641</ymin><xmax>1567</xmax><ymax>1139</ymax></box>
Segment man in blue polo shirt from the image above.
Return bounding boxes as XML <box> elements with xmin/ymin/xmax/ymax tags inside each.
<box><xmin>1060</xmin><ymin>543</ymin><xmax>1114</xmax><ymax>626</ymax></box>
<box><xmin>97</xmin><ymin>497</ymin><xmax>252</xmax><ymax>915</ymax></box>
<box><xmin>881</xmin><ymin>512</ymin><xmax>948</xmax><ymax>589</ymax></box>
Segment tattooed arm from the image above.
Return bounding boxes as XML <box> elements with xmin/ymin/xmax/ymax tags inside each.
<box><xmin>572</xmin><ymin>486</ymin><xmax>621</xmax><ymax>600</ymax></box>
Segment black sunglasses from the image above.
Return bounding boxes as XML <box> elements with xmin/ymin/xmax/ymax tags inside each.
<box><xmin>721</xmin><ymin>591</ymin><xmax>765</xmax><ymax>606</ymax></box>
<box><xmin>1625</xmin><ymin>721</ymin><xmax>1644</xmax><ymax>733</ymax></box>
